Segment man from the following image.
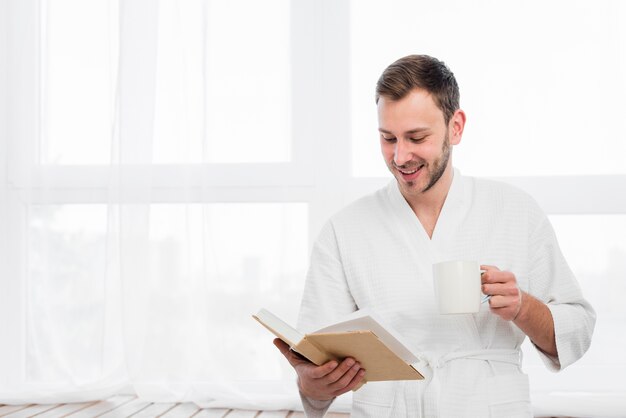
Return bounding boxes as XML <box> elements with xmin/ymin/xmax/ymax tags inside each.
<box><xmin>274</xmin><ymin>55</ymin><xmax>595</xmax><ymax>417</ymax></box>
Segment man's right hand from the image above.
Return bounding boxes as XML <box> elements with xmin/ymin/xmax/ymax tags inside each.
<box><xmin>273</xmin><ymin>338</ymin><xmax>366</xmax><ymax>401</ymax></box>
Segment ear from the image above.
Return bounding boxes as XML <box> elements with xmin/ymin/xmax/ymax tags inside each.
<box><xmin>448</xmin><ymin>109</ymin><xmax>466</xmax><ymax>146</ymax></box>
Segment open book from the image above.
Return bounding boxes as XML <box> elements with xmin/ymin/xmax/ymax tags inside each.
<box><xmin>253</xmin><ymin>309</ymin><xmax>424</xmax><ymax>383</ymax></box>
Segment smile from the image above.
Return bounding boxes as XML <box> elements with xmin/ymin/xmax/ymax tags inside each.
<box><xmin>396</xmin><ymin>164</ymin><xmax>424</xmax><ymax>175</ymax></box>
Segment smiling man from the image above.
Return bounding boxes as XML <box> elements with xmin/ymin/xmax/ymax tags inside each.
<box><xmin>274</xmin><ymin>55</ymin><xmax>595</xmax><ymax>417</ymax></box>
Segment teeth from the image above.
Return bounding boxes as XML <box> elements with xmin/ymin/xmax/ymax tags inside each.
<box><xmin>399</xmin><ymin>165</ymin><xmax>421</xmax><ymax>175</ymax></box>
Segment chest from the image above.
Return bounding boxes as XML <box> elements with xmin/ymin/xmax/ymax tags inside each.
<box><xmin>336</xmin><ymin>209</ymin><xmax>531</xmax><ymax>324</ymax></box>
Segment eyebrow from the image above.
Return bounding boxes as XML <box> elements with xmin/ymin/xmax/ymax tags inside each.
<box><xmin>378</xmin><ymin>127</ymin><xmax>431</xmax><ymax>135</ymax></box>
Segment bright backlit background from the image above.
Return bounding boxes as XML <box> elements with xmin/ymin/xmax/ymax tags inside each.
<box><xmin>1</xmin><ymin>0</ymin><xmax>625</xmax><ymax>413</ymax></box>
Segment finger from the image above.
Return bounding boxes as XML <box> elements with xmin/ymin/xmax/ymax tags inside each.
<box><xmin>322</xmin><ymin>357</ymin><xmax>358</xmax><ymax>384</ymax></box>
<box><xmin>332</xmin><ymin>368</ymin><xmax>367</xmax><ymax>397</ymax></box>
<box><xmin>307</xmin><ymin>360</ymin><xmax>339</xmax><ymax>379</ymax></box>
<box><xmin>488</xmin><ymin>294</ymin><xmax>518</xmax><ymax>308</ymax></box>
<box><xmin>480</xmin><ymin>265</ymin><xmax>499</xmax><ymax>284</ymax></box>
<box><xmin>480</xmin><ymin>265</ymin><xmax>499</xmax><ymax>273</ymax></box>
<box><xmin>273</xmin><ymin>339</ymin><xmax>313</xmax><ymax>367</ymax></box>
<box><xmin>328</xmin><ymin>361</ymin><xmax>362</xmax><ymax>391</ymax></box>
<box><xmin>482</xmin><ymin>283</ymin><xmax>519</xmax><ymax>297</ymax></box>
<box><xmin>273</xmin><ymin>339</ymin><xmax>300</xmax><ymax>362</ymax></box>
<box><xmin>273</xmin><ymin>338</ymin><xmax>290</xmax><ymax>355</ymax></box>
<box><xmin>482</xmin><ymin>270</ymin><xmax>515</xmax><ymax>285</ymax></box>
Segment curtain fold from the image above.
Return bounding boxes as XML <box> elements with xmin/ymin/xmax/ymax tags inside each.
<box><xmin>0</xmin><ymin>0</ymin><xmax>303</xmax><ymax>408</ymax></box>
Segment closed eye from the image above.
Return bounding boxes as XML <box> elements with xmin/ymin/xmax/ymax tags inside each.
<box><xmin>381</xmin><ymin>135</ymin><xmax>397</xmax><ymax>143</ymax></box>
<box><xmin>409</xmin><ymin>137</ymin><xmax>426</xmax><ymax>143</ymax></box>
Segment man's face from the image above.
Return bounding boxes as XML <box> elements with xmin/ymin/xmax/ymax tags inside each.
<box><xmin>378</xmin><ymin>88</ymin><xmax>455</xmax><ymax>199</ymax></box>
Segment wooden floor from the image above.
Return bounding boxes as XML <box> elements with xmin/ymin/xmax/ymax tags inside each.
<box><xmin>0</xmin><ymin>396</ymin><xmax>350</xmax><ymax>418</ymax></box>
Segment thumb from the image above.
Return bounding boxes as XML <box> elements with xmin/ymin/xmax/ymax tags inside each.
<box><xmin>273</xmin><ymin>338</ymin><xmax>310</xmax><ymax>367</ymax></box>
<box><xmin>273</xmin><ymin>338</ymin><xmax>291</xmax><ymax>355</ymax></box>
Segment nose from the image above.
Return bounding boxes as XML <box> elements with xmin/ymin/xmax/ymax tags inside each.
<box><xmin>393</xmin><ymin>139</ymin><xmax>412</xmax><ymax>167</ymax></box>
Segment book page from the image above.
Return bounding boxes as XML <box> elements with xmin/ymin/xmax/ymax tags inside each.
<box><xmin>253</xmin><ymin>308</ymin><xmax>303</xmax><ymax>347</ymax></box>
<box><xmin>314</xmin><ymin>309</ymin><xmax>418</xmax><ymax>364</ymax></box>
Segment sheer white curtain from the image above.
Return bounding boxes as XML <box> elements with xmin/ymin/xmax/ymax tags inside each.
<box><xmin>0</xmin><ymin>0</ymin><xmax>308</xmax><ymax>407</ymax></box>
<box><xmin>5</xmin><ymin>0</ymin><xmax>624</xmax><ymax>414</ymax></box>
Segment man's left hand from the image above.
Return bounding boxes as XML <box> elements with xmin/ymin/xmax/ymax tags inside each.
<box><xmin>480</xmin><ymin>265</ymin><xmax>522</xmax><ymax>321</ymax></box>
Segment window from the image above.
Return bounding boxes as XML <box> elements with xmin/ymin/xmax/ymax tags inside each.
<box><xmin>42</xmin><ymin>0</ymin><xmax>291</xmax><ymax>166</ymax></box>
<box><xmin>4</xmin><ymin>0</ymin><xmax>313</xmax><ymax>393</ymax></box>
<box><xmin>351</xmin><ymin>0</ymin><xmax>626</xmax><ymax>177</ymax></box>
<box><xmin>523</xmin><ymin>215</ymin><xmax>626</xmax><ymax>392</ymax></box>
<box><xmin>4</xmin><ymin>0</ymin><xmax>624</xmax><ymax>404</ymax></box>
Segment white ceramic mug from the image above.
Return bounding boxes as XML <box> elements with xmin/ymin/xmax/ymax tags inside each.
<box><xmin>432</xmin><ymin>260</ymin><xmax>489</xmax><ymax>314</ymax></box>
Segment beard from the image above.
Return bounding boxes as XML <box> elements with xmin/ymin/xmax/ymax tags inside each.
<box><xmin>422</xmin><ymin>132</ymin><xmax>451</xmax><ymax>192</ymax></box>
<box><xmin>392</xmin><ymin>130</ymin><xmax>451</xmax><ymax>195</ymax></box>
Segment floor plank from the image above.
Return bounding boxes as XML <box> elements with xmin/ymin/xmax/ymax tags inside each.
<box><xmin>157</xmin><ymin>403</ymin><xmax>198</xmax><ymax>417</ymax></box>
<box><xmin>256</xmin><ymin>411</ymin><xmax>290</xmax><ymax>418</ymax></box>
<box><xmin>0</xmin><ymin>405</ymin><xmax>32</xmax><ymax>417</ymax></box>
<box><xmin>131</xmin><ymin>402</ymin><xmax>177</xmax><ymax>417</ymax></box>
<box><xmin>66</xmin><ymin>395</ymin><xmax>135</xmax><ymax>417</ymax></box>
<box><xmin>1</xmin><ymin>404</ymin><xmax>59</xmax><ymax>418</ymax></box>
<box><xmin>192</xmin><ymin>409</ymin><xmax>230</xmax><ymax>418</ymax></box>
<box><xmin>222</xmin><ymin>411</ymin><xmax>257</xmax><ymax>418</ymax></box>
<box><xmin>35</xmin><ymin>402</ymin><xmax>99</xmax><ymax>418</ymax></box>
<box><xmin>0</xmin><ymin>399</ymin><xmax>349</xmax><ymax>418</ymax></box>
<box><xmin>98</xmin><ymin>398</ymin><xmax>151</xmax><ymax>417</ymax></box>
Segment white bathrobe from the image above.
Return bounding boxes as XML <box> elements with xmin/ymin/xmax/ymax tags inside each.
<box><xmin>297</xmin><ymin>170</ymin><xmax>595</xmax><ymax>418</ymax></box>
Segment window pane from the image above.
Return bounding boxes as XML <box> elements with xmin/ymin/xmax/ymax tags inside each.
<box><xmin>149</xmin><ymin>203</ymin><xmax>307</xmax><ymax>295</ymax></box>
<box><xmin>152</xmin><ymin>0</ymin><xmax>291</xmax><ymax>164</ymax></box>
<box><xmin>351</xmin><ymin>0</ymin><xmax>626</xmax><ymax>177</ymax></box>
<box><xmin>27</xmin><ymin>203</ymin><xmax>308</xmax><ymax>382</ymax></box>
<box><xmin>522</xmin><ymin>214</ymin><xmax>626</xmax><ymax>391</ymax></box>
<box><xmin>148</xmin><ymin>203</ymin><xmax>307</xmax><ymax>379</ymax></box>
<box><xmin>27</xmin><ymin>204</ymin><xmax>111</xmax><ymax>380</ymax></box>
<box><xmin>42</xmin><ymin>0</ymin><xmax>117</xmax><ymax>165</ymax></box>
<box><xmin>42</xmin><ymin>0</ymin><xmax>291</xmax><ymax>165</ymax></box>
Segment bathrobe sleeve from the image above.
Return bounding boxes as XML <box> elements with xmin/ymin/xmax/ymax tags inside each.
<box><xmin>298</xmin><ymin>219</ymin><xmax>358</xmax><ymax>332</ymax></box>
<box><xmin>527</xmin><ymin>206</ymin><xmax>596</xmax><ymax>371</ymax></box>
<box><xmin>296</xmin><ymin>220</ymin><xmax>358</xmax><ymax>417</ymax></box>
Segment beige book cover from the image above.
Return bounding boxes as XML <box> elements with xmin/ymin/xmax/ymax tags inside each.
<box><xmin>253</xmin><ymin>309</ymin><xmax>424</xmax><ymax>383</ymax></box>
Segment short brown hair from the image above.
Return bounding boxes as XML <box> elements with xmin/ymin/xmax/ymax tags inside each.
<box><xmin>375</xmin><ymin>55</ymin><xmax>460</xmax><ymax>124</ymax></box>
